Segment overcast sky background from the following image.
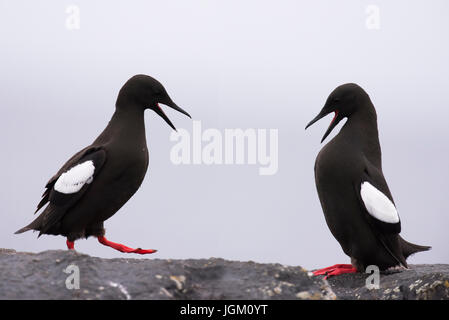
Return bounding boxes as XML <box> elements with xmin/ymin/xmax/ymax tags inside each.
<box><xmin>1</xmin><ymin>1</ymin><xmax>448</xmax><ymax>270</ymax></box>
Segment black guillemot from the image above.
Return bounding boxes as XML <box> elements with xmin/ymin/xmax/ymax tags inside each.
<box><xmin>15</xmin><ymin>74</ymin><xmax>191</xmax><ymax>254</ymax></box>
<box><xmin>305</xmin><ymin>83</ymin><xmax>430</xmax><ymax>278</ymax></box>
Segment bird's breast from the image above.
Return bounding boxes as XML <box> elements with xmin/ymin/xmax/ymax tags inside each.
<box><xmin>102</xmin><ymin>142</ymin><xmax>149</xmax><ymax>188</ymax></box>
<box><xmin>314</xmin><ymin>138</ymin><xmax>365</xmax><ymax>197</ymax></box>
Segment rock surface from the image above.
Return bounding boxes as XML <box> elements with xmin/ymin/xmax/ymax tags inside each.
<box><xmin>0</xmin><ymin>249</ymin><xmax>448</xmax><ymax>300</ymax></box>
<box><xmin>326</xmin><ymin>264</ymin><xmax>449</xmax><ymax>300</ymax></box>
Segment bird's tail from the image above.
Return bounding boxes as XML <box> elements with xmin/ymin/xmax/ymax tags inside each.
<box><xmin>399</xmin><ymin>235</ymin><xmax>431</xmax><ymax>259</ymax></box>
<box><xmin>14</xmin><ymin>220</ymin><xmax>39</xmax><ymax>235</ymax></box>
<box><xmin>15</xmin><ymin>225</ymin><xmax>34</xmax><ymax>234</ymax></box>
<box><xmin>14</xmin><ymin>212</ymin><xmax>45</xmax><ymax>235</ymax></box>
<box><xmin>15</xmin><ymin>206</ymin><xmax>63</xmax><ymax>237</ymax></box>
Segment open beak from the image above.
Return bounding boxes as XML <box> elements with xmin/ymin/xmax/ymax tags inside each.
<box><xmin>305</xmin><ymin>109</ymin><xmax>340</xmax><ymax>143</ymax></box>
<box><xmin>154</xmin><ymin>97</ymin><xmax>191</xmax><ymax>131</ymax></box>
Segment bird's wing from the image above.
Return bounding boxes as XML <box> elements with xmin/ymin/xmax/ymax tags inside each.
<box><xmin>16</xmin><ymin>146</ymin><xmax>107</xmax><ymax>236</ymax></box>
<box><xmin>354</xmin><ymin>158</ymin><xmax>406</xmax><ymax>266</ymax></box>
<box><xmin>35</xmin><ymin>146</ymin><xmax>107</xmax><ymax>214</ymax></box>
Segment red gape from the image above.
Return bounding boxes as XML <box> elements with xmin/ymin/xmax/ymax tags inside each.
<box><xmin>97</xmin><ymin>236</ymin><xmax>157</xmax><ymax>255</ymax></box>
<box><xmin>312</xmin><ymin>264</ymin><xmax>357</xmax><ymax>279</ymax></box>
<box><xmin>331</xmin><ymin>110</ymin><xmax>339</xmax><ymax>125</ymax></box>
<box><xmin>66</xmin><ymin>239</ymin><xmax>75</xmax><ymax>250</ymax></box>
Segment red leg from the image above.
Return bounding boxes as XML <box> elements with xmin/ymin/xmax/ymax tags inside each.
<box><xmin>313</xmin><ymin>264</ymin><xmax>357</xmax><ymax>279</ymax></box>
<box><xmin>66</xmin><ymin>239</ymin><xmax>75</xmax><ymax>250</ymax></box>
<box><xmin>97</xmin><ymin>236</ymin><xmax>157</xmax><ymax>255</ymax></box>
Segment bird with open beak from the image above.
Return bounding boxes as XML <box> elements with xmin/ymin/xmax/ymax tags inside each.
<box><xmin>16</xmin><ymin>74</ymin><xmax>191</xmax><ymax>254</ymax></box>
<box><xmin>305</xmin><ymin>83</ymin><xmax>430</xmax><ymax>278</ymax></box>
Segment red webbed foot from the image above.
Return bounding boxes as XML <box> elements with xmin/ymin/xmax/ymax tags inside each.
<box><xmin>66</xmin><ymin>239</ymin><xmax>75</xmax><ymax>250</ymax></box>
<box><xmin>312</xmin><ymin>264</ymin><xmax>357</xmax><ymax>279</ymax></box>
<box><xmin>97</xmin><ymin>236</ymin><xmax>157</xmax><ymax>255</ymax></box>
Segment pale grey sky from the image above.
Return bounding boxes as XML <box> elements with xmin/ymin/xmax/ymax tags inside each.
<box><xmin>1</xmin><ymin>1</ymin><xmax>448</xmax><ymax>270</ymax></box>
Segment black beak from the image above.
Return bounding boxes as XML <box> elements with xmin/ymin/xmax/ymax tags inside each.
<box><xmin>305</xmin><ymin>109</ymin><xmax>340</xmax><ymax>143</ymax></box>
<box><xmin>154</xmin><ymin>96</ymin><xmax>191</xmax><ymax>131</ymax></box>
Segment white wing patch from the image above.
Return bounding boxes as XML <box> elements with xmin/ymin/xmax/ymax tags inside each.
<box><xmin>360</xmin><ymin>181</ymin><xmax>399</xmax><ymax>224</ymax></box>
<box><xmin>54</xmin><ymin>161</ymin><xmax>95</xmax><ymax>194</ymax></box>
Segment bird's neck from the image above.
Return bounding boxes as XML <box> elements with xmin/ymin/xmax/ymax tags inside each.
<box><xmin>342</xmin><ymin>102</ymin><xmax>382</xmax><ymax>168</ymax></box>
<box><xmin>95</xmin><ymin>104</ymin><xmax>147</xmax><ymax>146</ymax></box>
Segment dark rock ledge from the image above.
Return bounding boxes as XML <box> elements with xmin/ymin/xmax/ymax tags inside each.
<box><xmin>0</xmin><ymin>249</ymin><xmax>447</xmax><ymax>300</ymax></box>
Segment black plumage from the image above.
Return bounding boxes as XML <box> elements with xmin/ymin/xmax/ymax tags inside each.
<box><xmin>16</xmin><ymin>74</ymin><xmax>191</xmax><ymax>254</ymax></box>
<box><xmin>306</xmin><ymin>83</ymin><xmax>430</xmax><ymax>274</ymax></box>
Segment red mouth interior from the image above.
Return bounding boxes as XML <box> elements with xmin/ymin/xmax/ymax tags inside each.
<box><xmin>157</xmin><ymin>103</ymin><xmax>167</xmax><ymax>115</ymax></box>
<box><xmin>330</xmin><ymin>110</ymin><xmax>339</xmax><ymax>126</ymax></box>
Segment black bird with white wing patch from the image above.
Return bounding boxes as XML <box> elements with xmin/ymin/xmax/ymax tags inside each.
<box><xmin>305</xmin><ymin>83</ymin><xmax>430</xmax><ymax>278</ymax></box>
<box><xmin>15</xmin><ymin>74</ymin><xmax>191</xmax><ymax>254</ymax></box>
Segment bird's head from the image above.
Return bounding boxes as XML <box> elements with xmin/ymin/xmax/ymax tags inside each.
<box><xmin>305</xmin><ymin>83</ymin><xmax>370</xmax><ymax>143</ymax></box>
<box><xmin>116</xmin><ymin>74</ymin><xmax>191</xmax><ymax>130</ymax></box>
